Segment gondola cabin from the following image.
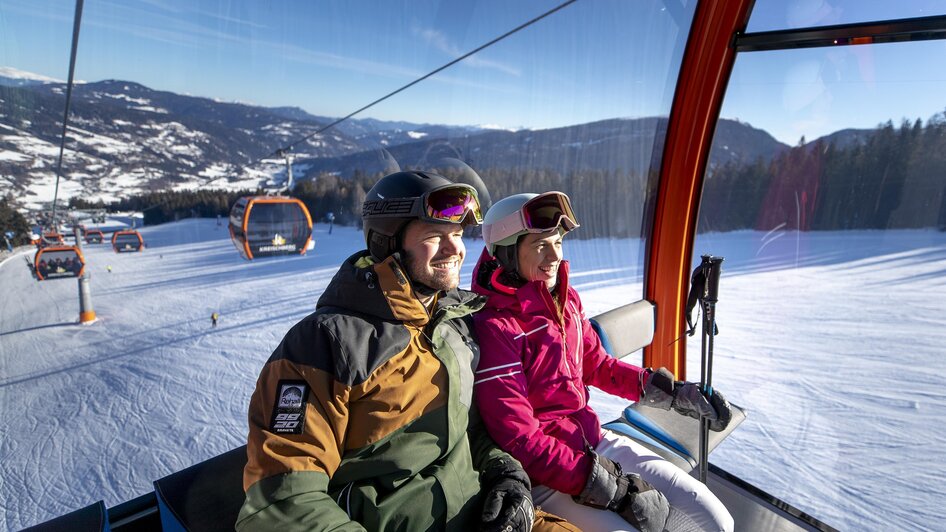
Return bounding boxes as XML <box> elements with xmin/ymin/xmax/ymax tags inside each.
<box><xmin>111</xmin><ymin>230</ymin><xmax>144</xmax><ymax>253</ymax></box>
<box><xmin>39</xmin><ymin>232</ymin><xmax>65</xmax><ymax>247</ymax></box>
<box><xmin>228</xmin><ymin>196</ymin><xmax>313</xmax><ymax>260</ymax></box>
<box><xmin>34</xmin><ymin>245</ymin><xmax>85</xmax><ymax>280</ymax></box>
<box><xmin>85</xmin><ymin>229</ymin><xmax>104</xmax><ymax>244</ymax></box>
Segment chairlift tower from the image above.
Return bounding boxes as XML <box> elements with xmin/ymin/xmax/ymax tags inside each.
<box><xmin>73</xmin><ymin>224</ymin><xmax>96</xmax><ymax>323</ymax></box>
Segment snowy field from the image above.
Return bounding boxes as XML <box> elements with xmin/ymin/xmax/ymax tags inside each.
<box><xmin>1</xmin><ymin>219</ymin><xmax>945</xmax><ymax>530</ymax></box>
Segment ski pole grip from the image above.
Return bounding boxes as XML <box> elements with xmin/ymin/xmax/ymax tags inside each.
<box><xmin>700</xmin><ymin>255</ymin><xmax>723</xmax><ymax>303</ymax></box>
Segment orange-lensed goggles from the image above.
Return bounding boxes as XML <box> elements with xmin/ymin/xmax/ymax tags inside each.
<box><xmin>422</xmin><ymin>184</ymin><xmax>483</xmax><ymax>224</ymax></box>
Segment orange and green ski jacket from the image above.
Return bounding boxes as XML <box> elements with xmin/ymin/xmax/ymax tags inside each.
<box><xmin>237</xmin><ymin>251</ymin><xmax>519</xmax><ymax>531</ymax></box>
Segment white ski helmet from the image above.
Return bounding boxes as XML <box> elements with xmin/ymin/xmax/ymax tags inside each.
<box><xmin>482</xmin><ymin>191</ymin><xmax>580</xmax><ymax>269</ymax></box>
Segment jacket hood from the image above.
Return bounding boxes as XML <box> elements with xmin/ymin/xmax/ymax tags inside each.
<box><xmin>320</xmin><ymin>250</ymin><xmax>483</xmax><ymax>327</ymax></box>
<box><xmin>471</xmin><ymin>248</ymin><xmax>572</xmax><ymax>314</ymax></box>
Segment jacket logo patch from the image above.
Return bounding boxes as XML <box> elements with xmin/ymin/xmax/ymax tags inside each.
<box><xmin>269</xmin><ymin>380</ymin><xmax>308</xmax><ymax>434</ymax></box>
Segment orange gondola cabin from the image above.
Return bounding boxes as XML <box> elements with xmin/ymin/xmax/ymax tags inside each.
<box><xmin>34</xmin><ymin>245</ymin><xmax>85</xmax><ymax>280</ymax></box>
<box><xmin>38</xmin><ymin>232</ymin><xmax>65</xmax><ymax>248</ymax></box>
<box><xmin>112</xmin><ymin>230</ymin><xmax>145</xmax><ymax>253</ymax></box>
<box><xmin>228</xmin><ymin>196</ymin><xmax>313</xmax><ymax>260</ymax></box>
<box><xmin>85</xmin><ymin>229</ymin><xmax>105</xmax><ymax>244</ymax></box>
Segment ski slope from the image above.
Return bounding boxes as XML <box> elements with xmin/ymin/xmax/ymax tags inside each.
<box><xmin>1</xmin><ymin>219</ymin><xmax>945</xmax><ymax>530</ymax></box>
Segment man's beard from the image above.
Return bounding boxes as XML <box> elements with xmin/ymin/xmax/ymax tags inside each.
<box><xmin>402</xmin><ymin>249</ymin><xmax>460</xmax><ymax>293</ymax></box>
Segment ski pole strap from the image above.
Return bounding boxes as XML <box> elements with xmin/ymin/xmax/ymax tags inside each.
<box><xmin>684</xmin><ymin>264</ymin><xmax>706</xmax><ymax>336</ymax></box>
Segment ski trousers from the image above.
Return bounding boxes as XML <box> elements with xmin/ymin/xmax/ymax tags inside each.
<box><xmin>531</xmin><ymin>430</ymin><xmax>734</xmax><ymax>532</ymax></box>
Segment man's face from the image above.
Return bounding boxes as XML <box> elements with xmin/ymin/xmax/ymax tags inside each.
<box><xmin>401</xmin><ymin>220</ymin><xmax>466</xmax><ymax>292</ymax></box>
<box><xmin>517</xmin><ymin>230</ymin><xmax>563</xmax><ymax>290</ymax></box>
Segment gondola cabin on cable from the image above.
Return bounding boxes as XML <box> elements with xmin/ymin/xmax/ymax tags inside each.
<box><xmin>39</xmin><ymin>232</ymin><xmax>65</xmax><ymax>247</ymax></box>
<box><xmin>228</xmin><ymin>196</ymin><xmax>313</xmax><ymax>260</ymax></box>
<box><xmin>111</xmin><ymin>230</ymin><xmax>144</xmax><ymax>253</ymax></box>
<box><xmin>34</xmin><ymin>245</ymin><xmax>85</xmax><ymax>281</ymax></box>
<box><xmin>84</xmin><ymin>229</ymin><xmax>104</xmax><ymax>244</ymax></box>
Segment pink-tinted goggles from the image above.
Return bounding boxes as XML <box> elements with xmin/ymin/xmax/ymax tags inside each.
<box><xmin>486</xmin><ymin>191</ymin><xmax>580</xmax><ymax>244</ymax></box>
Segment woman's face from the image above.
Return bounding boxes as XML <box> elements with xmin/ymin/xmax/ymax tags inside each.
<box><xmin>516</xmin><ymin>230</ymin><xmax>563</xmax><ymax>290</ymax></box>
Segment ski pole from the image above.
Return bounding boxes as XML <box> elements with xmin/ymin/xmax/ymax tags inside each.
<box><xmin>698</xmin><ymin>255</ymin><xmax>723</xmax><ymax>484</ymax></box>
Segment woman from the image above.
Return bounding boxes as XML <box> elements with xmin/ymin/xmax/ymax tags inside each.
<box><xmin>471</xmin><ymin>191</ymin><xmax>734</xmax><ymax>532</ymax></box>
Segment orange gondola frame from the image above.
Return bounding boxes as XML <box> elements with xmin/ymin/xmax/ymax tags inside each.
<box><xmin>85</xmin><ymin>229</ymin><xmax>105</xmax><ymax>244</ymax></box>
<box><xmin>111</xmin><ymin>230</ymin><xmax>145</xmax><ymax>253</ymax></box>
<box><xmin>34</xmin><ymin>245</ymin><xmax>86</xmax><ymax>281</ymax></box>
<box><xmin>228</xmin><ymin>196</ymin><xmax>313</xmax><ymax>260</ymax></box>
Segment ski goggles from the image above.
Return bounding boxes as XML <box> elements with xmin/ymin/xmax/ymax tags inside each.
<box><xmin>485</xmin><ymin>191</ymin><xmax>580</xmax><ymax>244</ymax></box>
<box><xmin>364</xmin><ymin>183</ymin><xmax>483</xmax><ymax>225</ymax></box>
<box><xmin>424</xmin><ymin>184</ymin><xmax>483</xmax><ymax>224</ymax></box>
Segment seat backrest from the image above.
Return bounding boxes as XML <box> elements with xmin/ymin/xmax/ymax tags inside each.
<box><xmin>22</xmin><ymin>500</ymin><xmax>110</xmax><ymax>532</ymax></box>
<box><xmin>153</xmin><ymin>445</ymin><xmax>247</xmax><ymax>532</ymax></box>
<box><xmin>589</xmin><ymin>299</ymin><xmax>656</xmax><ymax>358</ymax></box>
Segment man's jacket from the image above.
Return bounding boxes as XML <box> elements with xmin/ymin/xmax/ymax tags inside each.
<box><xmin>238</xmin><ymin>250</ymin><xmax>514</xmax><ymax>531</ymax></box>
<box><xmin>470</xmin><ymin>250</ymin><xmax>646</xmax><ymax>495</ymax></box>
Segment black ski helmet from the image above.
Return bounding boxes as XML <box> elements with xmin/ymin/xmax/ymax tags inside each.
<box><xmin>362</xmin><ymin>170</ymin><xmax>481</xmax><ymax>260</ymax></box>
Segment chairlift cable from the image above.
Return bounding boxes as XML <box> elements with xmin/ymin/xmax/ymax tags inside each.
<box><xmin>50</xmin><ymin>0</ymin><xmax>85</xmax><ymax>228</ymax></box>
<box><xmin>143</xmin><ymin>0</ymin><xmax>579</xmax><ymax>213</ymax></box>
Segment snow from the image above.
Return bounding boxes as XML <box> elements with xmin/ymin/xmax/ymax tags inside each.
<box><xmin>407</xmin><ymin>131</ymin><xmax>428</xmax><ymax>139</ymax></box>
<box><xmin>1</xmin><ymin>221</ymin><xmax>945</xmax><ymax>530</ymax></box>
<box><xmin>0</xmin><ymin>66</ymin><xmax>66</xmax><ymax>84</ymax></box>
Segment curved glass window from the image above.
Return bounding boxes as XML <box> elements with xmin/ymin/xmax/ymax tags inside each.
<box><xmin>0</xmin><ymin>1</ymin><xmax>694</xmax><ymax>527</ymax></box>
<box><xmin>692</xmin><ymin>39</ymin><xmax>946</xmax><ymax>530</ymax></box>
<box><xmin>748</xmin><ymin>0</ymin><xmax>946</xmax><ymax>33</ymax></box>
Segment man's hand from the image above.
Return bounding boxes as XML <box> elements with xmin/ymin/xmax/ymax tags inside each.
<box><xmin>642</xmin><ymin>367</ymin><xmax>733</xmax><ymax>431</ymax></box>
<box><xmin>481</xmin><ymin>471</ymin><xmax>534</xmax><ymax>532</ymax></box>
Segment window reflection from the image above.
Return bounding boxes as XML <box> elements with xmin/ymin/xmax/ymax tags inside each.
<box><xmin>692</xmin><ymin>41</ymin><xmax>946</xmax><ymax>530</ymax></box>
<box><xmin>748</xmin><ymin>0</ymin><xmax>946</xmax><ymax>33</ymax></box>
<box><xmin>0</xmin><ymin>1</ymin><xmax>696</xmax><ymax>526</ymax></box>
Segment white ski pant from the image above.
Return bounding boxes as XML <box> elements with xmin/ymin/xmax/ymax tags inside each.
<box><xmin>531</xmin><ymin>430</ymin><xmax>734</xmax><ymax>532</ymax></box>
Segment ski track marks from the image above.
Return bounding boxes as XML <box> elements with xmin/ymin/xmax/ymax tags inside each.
<box><xmin>2</xmin><ymin>222</ymin><xmax>946</xmax><ymax>529</ymax></box>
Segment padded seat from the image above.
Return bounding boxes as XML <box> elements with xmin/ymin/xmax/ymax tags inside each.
<box><xmin>590</xmin><ymin>299</ymin><xmax>747</xmax><ymax>472</ymax></box>
<box><xmin>22</xmin><ymin>500</ymin><xmax>110</xmax><ymax>532</ymax></box>
<box><xmin>153</xmin><ymin>445</ymin><xmax>247</xmax><ymax>532</ymax></box>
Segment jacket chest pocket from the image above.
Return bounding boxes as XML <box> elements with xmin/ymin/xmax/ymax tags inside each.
<box><xmin>437</xmin><ymin>325</ymin><xmax>479</xmax><ymax>408</ymax></box>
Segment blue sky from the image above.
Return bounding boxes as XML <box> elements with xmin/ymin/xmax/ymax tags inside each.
<box><xmin>2</xmin><ymin>0</ymin><xmax>945</xmax><ymax>144</ymax></box>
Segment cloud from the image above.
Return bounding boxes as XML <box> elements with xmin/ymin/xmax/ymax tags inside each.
<box><xmin>414</xmin><ymin>27</ymin><xmax>521</xmax><ymax>77</ymax></box>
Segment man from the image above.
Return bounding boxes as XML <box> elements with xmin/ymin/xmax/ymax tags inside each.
<box><xmin>238</xmin><ymin>171</ymin><xmax>575</xmax><ymax>531</ymax></box>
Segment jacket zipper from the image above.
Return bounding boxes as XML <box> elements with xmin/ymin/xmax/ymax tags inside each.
<box><xmin>545</xmin><ymin>289</ymin><xmax>585</xmax><ymax>408</ymax></box>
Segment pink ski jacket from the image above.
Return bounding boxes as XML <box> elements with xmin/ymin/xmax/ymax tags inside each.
<box><xmin>471</xmin><ymin>250</ymin><xmax>646</xmax><ymax>495</ymax></box>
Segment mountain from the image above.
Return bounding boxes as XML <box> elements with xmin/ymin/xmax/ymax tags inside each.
<box><xmin>0</xmin><ymin>66</ymin><xmax>64</xmax><ymax>88</ymax></box>
<box><xmin>266</xmin><ymin>106</ymin><xmax>481</xmax><ymax>150</ymax></box>
<box><xmin>296</xmin><ymin>116</ymin><xmax>789</xmax><ymax>180</ymax></box>
<box><xmin>0</xmin><ymin>73</ymin><xmax>792</xmax><ymax>209</ymax></box>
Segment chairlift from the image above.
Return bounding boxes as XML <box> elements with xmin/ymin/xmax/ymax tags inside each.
<box><xmin>112</xmin><ymin>230</ymin><xmax>145</xmax><ymax>252</ymax></box>
<box><xmin>85</xmin><ymin>229</ymin><xmax>105</xmax><ymax>244</ymax></box>
<box><xmin>228</xmin><ymin>196</ymin><xmax>313</xmax><ymax>260</ymax></box>
<box><xmin>34</xmin><ymin>245</ymin><xmax>86</xmax><ymax>280</ymax></box>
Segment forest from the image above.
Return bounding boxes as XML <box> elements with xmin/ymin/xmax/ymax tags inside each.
<box><xmin>42</xmin><ymin>112</ymin><xmax>946</xmax><ymax>242</ymax></box>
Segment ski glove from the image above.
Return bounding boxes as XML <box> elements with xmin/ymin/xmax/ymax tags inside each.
<box><xmin>573</xmin><ymin>451</ymin><xmax>670</xmax><ymax>532</ymax></box>
<box><xmin>480</xmin><ymin>465</ymin><xmax>535</xmax><ymax>532</ymax></box>
<box><xmin>641</xmin><ymin>367</ymin><xmax>733</xmax><ymax>431</ymax></box>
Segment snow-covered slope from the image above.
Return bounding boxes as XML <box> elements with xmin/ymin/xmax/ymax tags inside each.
<box><xmin>1</xmin><ymin>221</ymin><xmax>945</xmax><ymax>530</ymax></box>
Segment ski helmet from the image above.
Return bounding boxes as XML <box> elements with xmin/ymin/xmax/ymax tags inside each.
<box><xmin>482</xmin><ymin>191</ymin><xmax>580</xmax><ymax>272</ymax></box>
<box><xmin>362</xmin><ymin>170</ymin><xmax>483</xmax><ymax>260</ymax></box>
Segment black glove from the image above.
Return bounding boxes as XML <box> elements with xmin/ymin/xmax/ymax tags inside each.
<box><xmin>641</xmin><ymin>367</ymin><xmax>733</xmax><ymax>431</ymax></box>
<box><xmin>480</xmin><ymin>465</ymin><xmax>534</xmax><ymax>532</ymax></box>
<box><xmin>573</xmin><ymin>451</ymin><xmax>669</xmax><ymax>532</ymax></box>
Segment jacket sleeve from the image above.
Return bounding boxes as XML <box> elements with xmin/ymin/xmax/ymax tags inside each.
<box><xmin>573</xmin><ymin>292</ymin><xmax>646</xmax><ymax>402</ymax></box>
<box><xmin>472</xmin><ymin>312</ymin><xmax>591</xmax><ymax>495</ymax></box>
<box><xmin>237</xmin><ymin>319</ymin><xmax>366</xmax><ymax>532</ymax></box>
